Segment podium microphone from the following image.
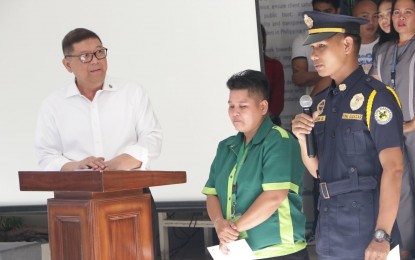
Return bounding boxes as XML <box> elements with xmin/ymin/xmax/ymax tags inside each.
<box><xmin>299</xmin><ymin>95</ymin><xmax>315</xmax><ymax>158</ymax></box>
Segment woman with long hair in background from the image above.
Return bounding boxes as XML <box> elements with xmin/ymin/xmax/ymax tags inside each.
<box><xmin>370</xmin><ymin>0</ymin><xmax>415</xmax><ymax>258</ymax></box>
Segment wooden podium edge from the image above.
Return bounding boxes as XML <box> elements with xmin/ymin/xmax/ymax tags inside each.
<box><xmin>19</xmin><ymin>170</ymin><xmax>186</xmax><ymax>192</ymax></box>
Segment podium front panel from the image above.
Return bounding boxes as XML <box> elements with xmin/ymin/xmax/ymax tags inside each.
<box><xmin>48</xmin><ymin>200</ymin><xmax>93</xmax><ymax>260</ymax></box>
<box><xmin>48</xmin><ymin>192</ymin><xmax>153</xmax><ymax>260</ymax></box>
<box><xmin>94</xmin><ymin>194</ymin><xmax>153</xmax><ymax>260</ymax></box>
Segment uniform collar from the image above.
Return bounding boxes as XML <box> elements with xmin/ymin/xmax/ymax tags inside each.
<box><xmin>64</xmin><ymin>76</ymin><xmax>118</xmax><ymax>98</ymax></box>
<box><xmin>226</xmin><ymin>116</ymin><xmax>274</xmax><ymax>152</ymax></box>
<box><xmin>330</xmin><ymin>67</ymin><xmax>365</xmax><ymax>96</ymax></box>
<box><xmin>251</xmin><ymin>116</ymin><xmax>274</xmax><ymax>145</ymax></box>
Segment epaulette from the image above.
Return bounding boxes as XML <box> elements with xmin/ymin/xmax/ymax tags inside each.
<box><xmin>272</xmin><ymin>126</ymin><xmax>289</xmax><ymax>139</ymax></box>
<box><xmin>363</xmin><ymin>75</ymin><xmax>385</xmax><ymax>90</ymax></box>
<box><xmin>364</xmin><ymin>76</ymin><xmax>401</xmax><ymax>130</ymax></box>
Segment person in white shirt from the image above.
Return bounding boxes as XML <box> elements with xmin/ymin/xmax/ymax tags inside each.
<box><xmin>353</xmin><ymin>0</ymin><xmax>380</xmax><ymax>74</ymax></box>
<box><xmin>34</xmin><ymin>28</ymin><xmax>163</xmax><ymax>256</ymax></box>
<box><xmin>35</xmin><ymin>28</ymin><xmax>162</xmax><ymax>171</ymax></box>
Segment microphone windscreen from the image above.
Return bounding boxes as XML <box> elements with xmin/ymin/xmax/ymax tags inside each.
<box><xmin>299</xmin><ymin>95</ymin><xmax>313</xmax><ymax>108</ymax></box>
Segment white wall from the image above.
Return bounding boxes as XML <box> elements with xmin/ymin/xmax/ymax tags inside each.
<box><xmin>0</xmin><ymin>0</ymin><xmax>261</xmax><ymax>205</ymax></box>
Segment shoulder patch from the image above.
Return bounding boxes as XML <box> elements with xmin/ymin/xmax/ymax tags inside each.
<box><xmin>374</xmin><ymin>106</ymin><xmax>393</xmax><ymax>125</ymax></box>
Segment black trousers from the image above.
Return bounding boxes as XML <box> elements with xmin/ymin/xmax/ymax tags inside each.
<box><xmin>265</xmin><ymin>248</ymin><xmax>309</xmax><ymax>260</ymax></box>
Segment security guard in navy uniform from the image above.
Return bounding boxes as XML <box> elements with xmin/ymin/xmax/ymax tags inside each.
<box><xmin>292</xmin><ymin>11</ymin><xmax>404</xmax><ymax>260</ymax></box>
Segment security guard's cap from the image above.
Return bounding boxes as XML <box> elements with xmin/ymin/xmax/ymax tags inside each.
<box><xmin>303</xmin><ymin>11</ymin><xmax>368</xmax><ymax>45</ymax></box>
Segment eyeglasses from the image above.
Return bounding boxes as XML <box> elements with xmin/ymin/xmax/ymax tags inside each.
<box><xmin>65</xmin><ymin>48</ymin><xmax>108</xmax><ymax>63</ymax></box>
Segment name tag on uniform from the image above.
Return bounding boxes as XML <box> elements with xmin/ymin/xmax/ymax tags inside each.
<box><xmin>342</xmin><ymin>113</ymin><xmax>363</xmax><ymax>120</ymax></box>
<box><xmin>315</xmin><ymin>115</ymin><xmax>326</xmax><ymax>122</ymax></box>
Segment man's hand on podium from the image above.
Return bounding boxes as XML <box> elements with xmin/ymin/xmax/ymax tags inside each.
<box><xmin>61</xmin><ymin>156</ymin><xmax>106</xmax><ymax>171</ymax></box>
<box><xmin>61</xmin><ymin>154</ymin><xmax>142</xmax><ymax>171</ymax></box>
<box><xmin>104</xmin><ymin>153</ymin><xmax>142</xmax><ymax>171</ymax></box>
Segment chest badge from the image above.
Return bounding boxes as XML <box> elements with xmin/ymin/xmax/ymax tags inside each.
<box><xmin>317</xmin><ymin>99</ymin><xmax>326</xmax><ymax>115</ymax></box>
<box><xmin>339</xmin><ymin>84</ymin><xmax>347</xmax><ymax>91</ymax></box>
<box><xmin>350</xmin><ymin>93</ymin><xmax>364</xmax><ymax>111</ymax></box>
<box><xmin>375</xmin><ymin>106</ymin><xmax>393</xmax><ymax>125</ymax></box>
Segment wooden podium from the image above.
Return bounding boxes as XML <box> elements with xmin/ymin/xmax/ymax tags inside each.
<box><xmin>18</xmin><ymin>170</ymin><xmax>186</xmax><ymax>260</ymax></box>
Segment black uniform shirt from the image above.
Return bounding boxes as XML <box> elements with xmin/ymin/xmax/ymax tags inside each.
<box><xmin>312</xmin><ymin>67</ymin><xmax>403</xmax><ymax>184</ymax></box>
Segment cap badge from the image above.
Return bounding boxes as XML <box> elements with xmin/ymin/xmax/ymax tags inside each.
<box><xmin>317</xmin><ymin>99</ymin><xmax>326</xmax><ymax>115</ymax></box>
<box><xmin>339</xmin><ymin>84</ymin><xmax>347</xmax><ymax>91</ymax></box>
<box><xmin>374</xmin><ymin>106</ymin><xmax>393</xmax><ymax>125</ymax></box>
<box><xmin>350</xmin><ymin>93</ymin><xmax>364</xmax><ymax>111</ymax></box>
<box><xmin>304</xmin><ymin>14</ymin><xmax>314</xmax><ymax>29</ymax></box>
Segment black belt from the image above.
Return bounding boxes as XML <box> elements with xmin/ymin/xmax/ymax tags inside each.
<box><xmin>319</xmin><ymin>175</ymin><xmax>378</xmax><ymax>199</ymax></box>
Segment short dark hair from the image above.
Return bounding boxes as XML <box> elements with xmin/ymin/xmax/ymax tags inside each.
<box><xmin>352</xmin><ymin>0</ymin><xmax>377</xmax><ymax>15</ymax></box>
<box><xmin>62</xmin><ymin>28</ymin><xmax>102</xmax><ymax>55</ymax></box>
<box><xmin>226</xmin><ymin>70</ymin><xmax>269</xmax><ymax>100</ymax></box>
<box><xmin>344</xmin><ymin>33</ymin><xmax>361</xmax><ymax>55</ymax></box>
<box><xmin>312</xmin><ymin>0</ymin><xmax>340</xmax><ymax>10</ymax></box>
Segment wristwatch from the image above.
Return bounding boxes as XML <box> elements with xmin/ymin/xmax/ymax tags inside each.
<box><xmin>373</xmin><ymin>229</ymin><xmax>392</xmax><ymax>244</ymax></box>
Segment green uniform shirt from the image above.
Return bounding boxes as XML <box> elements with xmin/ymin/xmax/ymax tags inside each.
<box><xmin>202</xmin><ymin>116</ymin><xmax>307</xmax><ymax>258</ymax></box>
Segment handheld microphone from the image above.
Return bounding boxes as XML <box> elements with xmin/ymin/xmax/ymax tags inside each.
<box><xmin>299</xmin><ymin>95</ymin><xmax>315</xmax><ymax>158</ymax></box>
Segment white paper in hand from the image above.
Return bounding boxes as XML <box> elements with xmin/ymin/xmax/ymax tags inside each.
<box><xmin>207</xmin><ymin>239</ymin><xmax>256</xmax><ymax>260</ymax></box>
<box><xmin>387</xmin><ymin>245</ymin><xmax>400</xmax><ymax>260</ymax></box>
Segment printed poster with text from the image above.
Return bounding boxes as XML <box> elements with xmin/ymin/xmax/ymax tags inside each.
<box><xmin>259</xmin><ymin>0</ymin><xmax>313</xmax><ymax>128</ymax></box>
